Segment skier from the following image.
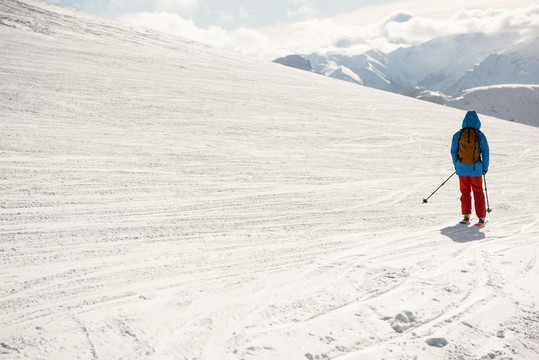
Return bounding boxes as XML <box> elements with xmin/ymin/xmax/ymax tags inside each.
<box><xmin>450</xmin><ymin>111</ymin><xmax>490</xmax><ymax>226</ymax></box>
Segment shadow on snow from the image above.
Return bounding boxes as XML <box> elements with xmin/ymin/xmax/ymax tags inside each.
<box><xmin>440</xmin><ymin>224</ymin><xmax>486</xmax><ymax>242</ymax></box>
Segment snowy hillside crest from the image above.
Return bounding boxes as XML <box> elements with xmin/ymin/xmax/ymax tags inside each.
<box><xmin>1</xmin><ymin>1</ymin><xmax>539</xmax><ymax>360</ymax></box>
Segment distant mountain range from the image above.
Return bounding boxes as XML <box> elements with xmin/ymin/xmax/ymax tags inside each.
<box><xmin>274</xmin><ymin>29</ymin><xmax>539</xmax><ymax>126</ymax></box>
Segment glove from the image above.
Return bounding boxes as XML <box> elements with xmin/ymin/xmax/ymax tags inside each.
<box><xmin>483</xmin><ymin>170</ymin><xmax>488</xmax><ymax>175</ymax></box>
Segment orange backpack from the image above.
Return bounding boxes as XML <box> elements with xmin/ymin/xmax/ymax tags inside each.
<box><xmin>458</xmin><ymin>128</ymin><xmax>481</xmax><ymax>164</ymax></box>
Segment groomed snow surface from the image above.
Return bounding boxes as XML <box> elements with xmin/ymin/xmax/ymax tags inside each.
<box><xmin>1</xmin><ymin>1</ymin><xmax>539</xmax><ymax>359</ymax></box>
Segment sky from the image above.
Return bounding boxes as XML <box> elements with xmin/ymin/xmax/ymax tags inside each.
<box><xmin>40</xmin><ymin>0</ymin><xmax>539</xmax><ymax>59</ymax></box>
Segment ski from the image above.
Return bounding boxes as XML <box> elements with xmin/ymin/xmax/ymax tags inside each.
<box><xmin>459</xmin><ymin>219</ymin><xmax>470</xmax><ymax>225</ymax></box>
<box><xmin>474</xmin><ymin>220</ymin><xmax>488</xmax><ymax>228</ymax></box>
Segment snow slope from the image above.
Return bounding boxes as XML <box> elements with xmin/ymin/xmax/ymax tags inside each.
<box><xmin>1</xmin><ymin>1</ymin><xmax>539</xmax><ymax>359</ymax></box>
<box><xmin>446</xmin><ymin>85</ymin><xmax>539</xmax><ymax>127</ymax></box>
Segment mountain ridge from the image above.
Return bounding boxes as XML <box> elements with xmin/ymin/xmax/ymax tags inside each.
<box><xmin>274</xmin><ymin>30</ymin><xmax>539</xmax><ymax>126</ymax></box>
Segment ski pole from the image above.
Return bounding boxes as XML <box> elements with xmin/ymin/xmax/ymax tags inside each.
<box><xmin>483</xmin><ymin>173</ymin><xmax>492</xmax><ymax>213</ymax></box>
<box><xmin>422</xmin><ymin>171</ymin><xmax>456</xmax><ymax>204</ymax></box>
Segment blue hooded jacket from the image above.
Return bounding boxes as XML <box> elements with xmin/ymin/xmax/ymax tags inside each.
<box><xmin>451</xmin><ymin>111</ymin><xmax>489</xmax><ymax>177</ymax></box>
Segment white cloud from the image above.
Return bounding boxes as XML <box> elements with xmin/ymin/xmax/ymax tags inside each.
<box><xmin>119</xmin><ymin>12</ymin><xmax>278</xmax><ymax>59</ymax></box>
<box><xmin>155</xmin><ymin>0</ymin><xmax>199</xmax><ymax>12</ymax></box>
<box><xmin>216</xmin><ymin>7</ymin><xmax>250</xmax><ymax>25</ymax></box>
<box><xmin>264</xmin><ymin>4</ymin><xmax>539</xmax><ymax>56</ymax></box>
<box><xmin>286</xmin><ymin>0</ymin><xmax>319</xmax><ymax>19</ymax></box>
<box><xmin>118</xmin><ymin>4</ymin><xmax>539</xmax><ymax>60</ymax></box>
<box><xmin>238</xmin><ymin>7</ymin><xmax>249</xmax><ymax>20</ymax></box>
<box><xmin>109</xmin><ymin>0</ymin><xmax>199</xmax><ymax>15</ymax></box>
<box><xmin>217</xmin><ymin>11</ymin><xmax>234</xmax><ymax>24</ymax></box>
<box><xmin>287</xmin><ymin>5</ymin><xmax>319</xmax><ymax>19</ymax></box>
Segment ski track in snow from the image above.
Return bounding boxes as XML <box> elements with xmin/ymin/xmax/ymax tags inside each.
<box><xmin>1</xmin><ymin>1</ymin><xmax>539</xmax><ymax>359</ymax></box>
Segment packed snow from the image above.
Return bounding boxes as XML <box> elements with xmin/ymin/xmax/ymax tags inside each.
<box><xmin>1</xmin><ymin>1</ymin><xmax>539</xmax><ymax>359</ymax></box>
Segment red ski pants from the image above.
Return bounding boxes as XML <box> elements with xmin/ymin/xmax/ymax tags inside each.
<box><xmin>459</xmin><ymin>176</ymin><xmax>486</xmax><ymax>218</ymax></box>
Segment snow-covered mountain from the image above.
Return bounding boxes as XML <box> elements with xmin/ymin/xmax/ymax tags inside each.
<box><xmin>445</xmin><ymin>49</ymin><xmax>539</xmax><ymax>95</ymax></box>
<box><xmin>446</xmin><ymin>84</ymin><xmax>539</xmax><ymax>127</ymax></box>
<box><xmin>273</xmin><ymin>54</ymin><xmax>313</xmax><ymax>72</ymax></box>
<box><xmin>2</xmin><ymin>1</ymin><xmax>539</xmax><ymax>360</ymax></box>
<box><xmin>275</xmin><ymin>29</ymin><xmax>539</xmax><ymax>126</ymax></box>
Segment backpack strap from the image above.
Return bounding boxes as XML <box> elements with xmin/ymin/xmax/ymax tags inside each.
<box><xmin>457</xmin><ymin>128</ymin><xmax>470</xmax><ymax>162</ymax></box>
<box><xmin>457</xmin><ymin>128</ymin><xmax>463</xmax><ymax>162</ymax></box>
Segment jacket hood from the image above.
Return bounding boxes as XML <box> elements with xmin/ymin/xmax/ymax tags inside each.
<box><xmin>462</xmin><ymin>110</ymin><xmax>481</xmax><ymax>130</ymax></box>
